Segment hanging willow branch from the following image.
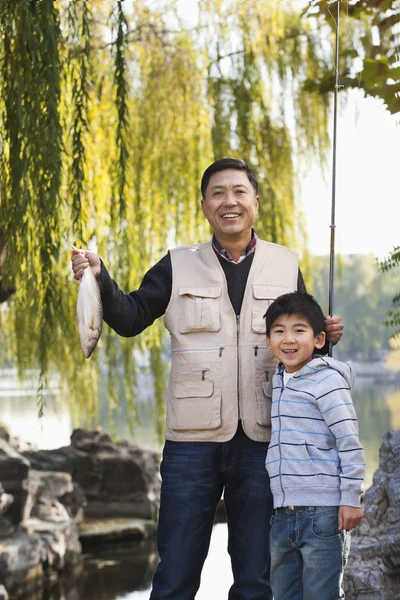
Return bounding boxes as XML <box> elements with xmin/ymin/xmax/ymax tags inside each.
<box><xmin>112</xmin><ymin>0</ymin><xmax>129</xmax><ymax>226</ymax></box>
<box><xmin>0</xmin><ymin>0</ymin><xmax>63</xmax><ymax>414</ymax></box>
<box><xmin>67</xmin><ymin>0</ymin><xmax>92</xmax><ymax>236</ymax></box>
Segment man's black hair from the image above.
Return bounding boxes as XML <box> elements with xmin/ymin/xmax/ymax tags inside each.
<box><xmin>200</xmin><ymin>158</ymin><xmax>258</xmax><ymax>198</ymax></box>
<box><xmin>264</xmin><ymin>292</ymin><xmax>325</xmax><ymax>337</ymax></box>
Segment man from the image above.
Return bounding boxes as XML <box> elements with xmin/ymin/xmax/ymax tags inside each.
<box><xmin>72</xmin><ymin>158</ymin><xmax>343</xmax><ymax>600</ymax></box>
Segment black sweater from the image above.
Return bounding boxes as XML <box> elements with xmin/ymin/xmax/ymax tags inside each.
<box><xmin>99</xmin><ymin>250</ymin><xmax>307</xmax><ymax>338</ymax></box>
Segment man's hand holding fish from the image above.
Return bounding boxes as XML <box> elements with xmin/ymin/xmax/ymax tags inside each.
<box><xmin>71</xmin><ymin>248</ymin><xmax>101</xmax><ymax>280</ymax></box>
<box><xmin>71</xmin><ymin>248</ymin><xmax>102</xmax><ymax>359</ymax></box>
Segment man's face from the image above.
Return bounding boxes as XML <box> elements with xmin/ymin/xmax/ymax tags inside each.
<box><xmin>201</xmin><ymin>169</ymin><xmax>259</xmax><ymax>240</ymax></box>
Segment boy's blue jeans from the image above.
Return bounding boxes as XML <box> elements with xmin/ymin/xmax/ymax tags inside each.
<box><xmin>270</xmin><ymin>506</ymin><xmax>351</xmax><ymax>600</ymax></box>
<box><xmin>150</xmin><ymin>429</ymin><xmax>273</xmax><ymax>600</ymax></box>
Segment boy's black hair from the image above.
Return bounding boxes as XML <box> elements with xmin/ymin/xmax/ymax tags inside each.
<box><xmin>264</xmin><ymin>291</ymin><xmax>325</xmax><ymax>337</ymax></box>
<box><xmin>200</xmin><ymin>158</ymin><xmax>258</xmax><ymax>198</ymax></box>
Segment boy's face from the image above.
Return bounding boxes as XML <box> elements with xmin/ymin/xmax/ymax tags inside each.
<box><xmin>266</xmin><ymin>313</ymin><xmax>326</xmax><ymax>373</ymax></box>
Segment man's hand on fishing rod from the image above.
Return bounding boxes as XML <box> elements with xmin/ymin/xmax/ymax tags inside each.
<box><xmin>324</xmin><ymin>314</ymin><xmax>344</xmax><ymax>344</ymax></box>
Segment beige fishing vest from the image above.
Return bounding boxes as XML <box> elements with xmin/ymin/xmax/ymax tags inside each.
<box><xmin>163</xmin><ymin>239</ymin><xmax>298</xmax><ymax>442</ymax></box>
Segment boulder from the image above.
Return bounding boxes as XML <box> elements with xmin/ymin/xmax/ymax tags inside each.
<box><xmin>0</xmin><ymin>585</ymin><xmax>8</xmax><ymax>600</ymax></box>
<box><xmin>0</xmin><ymin>482</ymin><xmax>15</xmax><ymax>538</ymax></box>
<box><xmin>344</xmin><ymin>429</ymin><xmax>400</xmax><ymax>599</ymax></box>
<box><xmin>24</xmin><ymin>428</ymin><xmax>161</xmax><ymax>520</ymax></box>
<box><xmin>0</xmin><ymin>425</ymin><xmax>10</xmax><ymax>443</ymax></box>
<box><xmin>0</xmin><ymin>439</ymin><xmax>30</xmax><ymax>525</ymax></box>
<box><xmin>0</xmin><ymin>520</ymin><xmax>81</xmax><ymax>596</ymax></box>
<box><xmin>0</xmin><ymin>428</ymin><xmax>160</xmax><ymax>598</ymax></box>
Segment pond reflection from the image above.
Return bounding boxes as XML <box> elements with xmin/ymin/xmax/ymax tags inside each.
<box><xmin>353</xmin><ymin>377</ymin><xmax>400</xmax><ymax>487</ymax></box>
<box><xmin>78</xmin><ymin>538</ymin><xmax>158</xmax><ymax>599</ymax></box>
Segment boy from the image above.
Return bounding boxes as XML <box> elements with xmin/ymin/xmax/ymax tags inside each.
<box><xmin>264</xmin><ymin>291</ymin><xmax>365</xmax><ymax>600</ymax></box>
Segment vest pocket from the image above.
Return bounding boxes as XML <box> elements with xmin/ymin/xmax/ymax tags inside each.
<box><xmin>256</xmin><ymin>377</ymin><xmax>272</xmax><ymax>426</ymax></box>
<box><xmin>178</xmin><ymin>286</ymin><xmax>222</xmax><ymax>333</ymax></box>
<box><xmin>251</xmin><ymin>285</ymin><xmax>293</xmax><ymax>334</ymax></box>
<box><xmin>170</xmin><ymin>369</ymin><xmax>221</xmax><ymax>430</ymax></box>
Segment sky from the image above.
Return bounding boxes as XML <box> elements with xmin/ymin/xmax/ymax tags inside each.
<box><xmin>300</xmin><ymin>91</ymin><xmax>400</xmax><ymax>259</ymax></box>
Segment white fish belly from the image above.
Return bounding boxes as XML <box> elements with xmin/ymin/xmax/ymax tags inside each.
<box><xmin>77</xmin><ymin>268</ymin><xmax>103</xmax><ymax>358</ymax></box>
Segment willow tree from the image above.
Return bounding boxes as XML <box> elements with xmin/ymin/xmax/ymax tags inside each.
<box><xmin>0</xmin><ymin>0</ymin><xmax>392</xmax><ymax>434</ymax></box>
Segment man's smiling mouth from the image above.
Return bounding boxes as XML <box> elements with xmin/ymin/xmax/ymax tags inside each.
<box><xmin>221</xmin><ymin>213</ymin><xmax>241</xmax><ymax>219</ymax></box>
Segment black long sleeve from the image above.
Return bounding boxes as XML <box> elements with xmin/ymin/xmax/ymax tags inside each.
<box><xmin>99</xmin><ymin>253</ymin><xmax>172</xmax><ymax>337</ymax></box>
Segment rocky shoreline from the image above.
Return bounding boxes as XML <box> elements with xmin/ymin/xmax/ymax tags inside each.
<box><xmin>0</xmin><ymin>428</ymin><xmax>160</xmax><ymax>599</ymax></box>
<box><xmin>343</xmin><ymin>429</ymin><xmax>400</xmax><ymax>599</ymax></box>
<box><xmin>0</xmin><ymin>427</ymin><xmax>399</xmax><ymax>599</ymax></box>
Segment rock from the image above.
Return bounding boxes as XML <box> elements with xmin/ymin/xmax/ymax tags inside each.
<box><xmin>9</xmin><ymin>437</ymin><xmax>38</xmax><ymax>454</ymax></box>
<box><xmin>0</xmin><ymin>584</ymin><xmax>8</xmax><ymax>600</ymax></box>
<box><xmin>24</xmin><ymin>428</ymin><xmax>161</xmax><ymax>521</ymax></box>
<box><xmin>22</xmin><ymin>446</ymin><xmax>76</xmax><ymax>474</ymax></box>
<box><xmin>0</xmin><ymin>428</ymin><xmax>160</xmax><ymax>598</ymax></box>
<box><xmin>0</xmin><ymin>425</ymin><xmax>10</xmax><ymax>443</ymax></box>
<box><xmin>0</xmin><ymin>439</ymin><xmax>30</xmax><ymax>525</ymax></box>
<box><xmin>0</xmin><ymin>440</ymin><xmax>30</xmax><ymax>482</ymax></box>
<box><xmin>70</xmin><ymin>428</ymin><xmax>116</xmax><ymax>453</ymax></box>
<box><xmin>61</xmin><ymin>481</ymin><xmax>87</xmax><ymax>523</ymax></box>
<box><xmin>21</xmin><ymin>517</ymin><xmax>82</xmax><ymax>570</ymax></box>
<box><xmin>0</xmin><ymin>519</ymin><xmax>15</xmax><ymax>539</ymax></box>
<box><xmin>23</xmin><ymin>470</ymin><xmax>86</xmax><ymax>524</ymax></box>
<box><xmin>79</xmin><ymin>517</ymin><xmax>156</xmax><ymax>547</ymax></box>
<box><xmin>27</xmin><ymin>470</ymin><xmax>74</xmax><ymax>500</ymax></box>
<box><xmin>0</xmin><ymin>483</ymin><xmax>13</xmax><ymax>515</ymax></box>
<box><xmin>0</xmin><ymin>519</ymin><xmax>81</xmax><ymax>597</ymax></box>
<box><xmin>0</xmin><ymin>483</ymin><xmax>15</xmax><ymax>539</ymax></box>
<box><xmin>344</xmin><ymin>429</ymin><xmax>400</xmax><ymax>599</ymax></box>
<box><xmin>0</xmin><ymin>468</ymin><xmax>84</xmax><ymax>597</ymax></box>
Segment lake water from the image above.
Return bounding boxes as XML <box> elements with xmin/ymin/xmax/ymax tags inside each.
<box><xmin>1</xmin><ymin>367</ymin><xmax>399</xmax><ymax>598</ymax></box>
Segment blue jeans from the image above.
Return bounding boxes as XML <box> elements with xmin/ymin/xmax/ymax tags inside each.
<box><xmin>150</xmin><ymin>426</ymin><xmax>273</xmax><ymax>600</ymax></box>
<box><xmin>270</xmin><ymin>506</ymin><xmax>351</xmax><ymax>600</ymax></box>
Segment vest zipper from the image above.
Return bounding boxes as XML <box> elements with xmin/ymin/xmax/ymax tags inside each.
<box><xmin>172</xmin><ymin>347</ymin><xmax>225</xmax><ymax>355</ymax></box>
<box><xmin>237</xmin><ymin>315</ymin><xmax>240</xmax><ymax>419</ymax></box>
<box><xmin>175</xmin><ymin>369</ymin><xmax>210</xmax><ymax>380</ymax></box>
<box><xmin>254</xmin><ymin>345</ymin><xmax>268</xmax><ymax>356</ymax></box>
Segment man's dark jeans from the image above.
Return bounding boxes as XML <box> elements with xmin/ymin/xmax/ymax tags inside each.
<box><xmin>150</xmin><ymin>424</ymin><xmax>273</xmax><ymax>600</ymax></box>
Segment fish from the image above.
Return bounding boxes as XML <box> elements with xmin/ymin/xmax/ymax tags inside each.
<box><xmin>77</xmin><ymin>266</ymin><xmax>103</xmax><ymax>359</ymax></box>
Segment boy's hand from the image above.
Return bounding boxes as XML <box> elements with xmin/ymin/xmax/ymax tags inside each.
<box><xmin>338</xmin><ymin>506</ymin><xmax>363</xmax><ymax>531</ymax></box>
<box><xmin>324</xmin><ymin>314</ymin><xmax>344</xmax><ymax>344</ymax></box>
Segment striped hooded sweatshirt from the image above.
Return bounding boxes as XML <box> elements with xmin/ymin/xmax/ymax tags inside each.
<box><xmin>265</xmin><ymin>356</ymin><xmax>365</xmax><ymax>509</ymax></box>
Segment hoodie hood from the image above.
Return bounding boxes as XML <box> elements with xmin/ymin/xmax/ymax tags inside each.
<box><xmin>278</xmin><ymin>355</ymin><xmax>355</xmax><ymax>390</ymax></box>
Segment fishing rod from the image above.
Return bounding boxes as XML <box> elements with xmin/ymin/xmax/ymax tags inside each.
<box><xmin>328</xmin><ymin>0</ymin><xmax>342</xmax><ymax>357</ymax></box>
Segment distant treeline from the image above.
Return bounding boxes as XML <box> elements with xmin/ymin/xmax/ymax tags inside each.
<box><xmin>310</xmin><ymin>254</ymin><xmax>398</xmax><ymax>360</ymax></box>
